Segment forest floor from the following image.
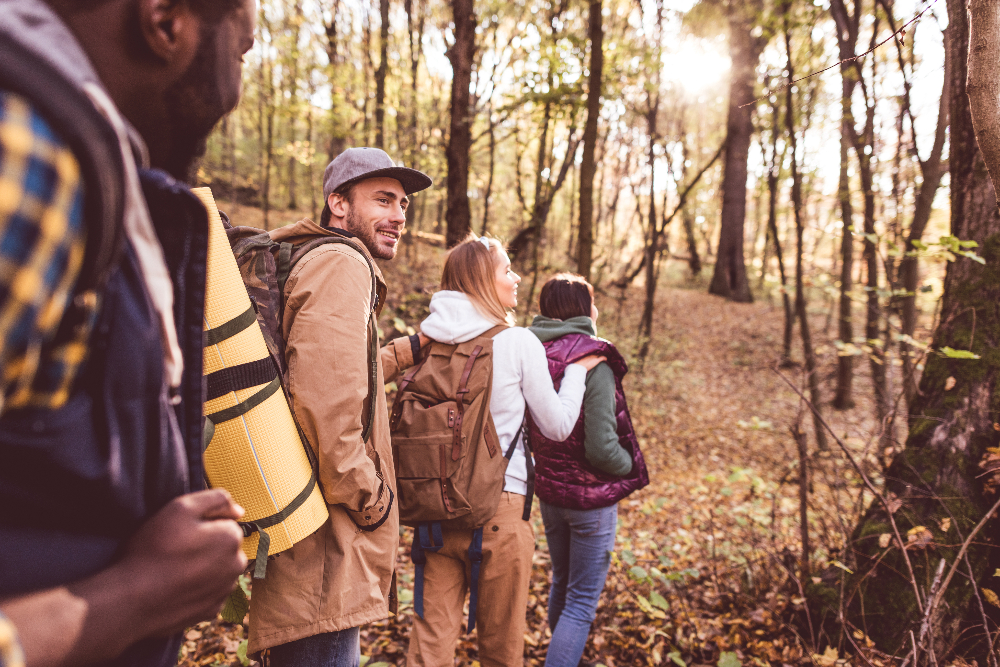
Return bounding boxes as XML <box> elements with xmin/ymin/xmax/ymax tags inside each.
<box><xmin>181</xmin><ymin>223</ymin><xmax>912</xmax><ymax>667</ymax></box>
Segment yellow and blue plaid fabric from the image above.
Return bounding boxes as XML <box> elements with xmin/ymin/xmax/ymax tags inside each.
<box><xmin>0</xmin><ymin>89</ymin><xmax>89</xmax><ymax>412</ymax></box>
<box><xmin>0</xmin><ymin>612</ymin><xmax>24</xmax><ymax>667</ymax></box>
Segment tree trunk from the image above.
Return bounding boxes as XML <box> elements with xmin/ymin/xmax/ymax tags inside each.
<box><xmin>845</xmin><ymin>2</ymin><xmax>1000</xmax><ymax>657</ymax></box>
<box><xmin>767</xmin><ymin>94</ymin><xmax>794</xmax><ymax>365</ymax></box>
<box><xmin>375</xmin><ymin>0</ymin><xmax>389</xmax><ymax>149</ymax></box>
<box><xmin>481</xmin><ymin>114</ymin><xmax>495</xmax><ymax>235</ymax></box>
<box><xmin>403</xmin><ymin>0</ymin><xmax>425</xmax><ymax>249</ymax></box>
<box><xmin>967</xmin><ymin>0</ymin><xmax>1000</xmax><ymax>207</ymax></box>
<box><xmin>708</xmin><ymin>6</ymin><xmax>759</xmax><ymax>303</ymax></box>
<box><xmin>785</xmin><ymin>19</ymin><xmax>827</xmax><ymax>453</ymax></box>
<box><xmin>324</xmin><ymin>0</ymin><xmax>347</xmax><ymax>161</ymax></box>
<box><xmin>831</xmin><ymin>0</ymin><xmax>860</xmax><ymax>410</ymax></box>
<box><xmin>834</xmin><ymin>79</ymin><xmax>857</xmax><ymax>409</ymax></box>
<box><xmin>638</xmin><ymin>85</ymin><xmax>660</xmax><ymax>358</ymax></box>
<box><xmin>901</xmin><ymin>28</ymin><xmax>951</xmax><ymax>408</ymax></box>
<box><xmin>444</xmin><ymin>0</ymin><xmax>476</xmax><ymax>247</ymax></box>
<box><xmin>576</xmin><ymin>0</ymin><xmax>603</xmax><ymax>282</ymax></box>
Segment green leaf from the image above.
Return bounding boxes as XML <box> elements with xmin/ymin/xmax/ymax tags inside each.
<box><xmin>940</xmin><ymin>347</ymin><xmax>981</xmax><ymax>360</ymax></box>
<box><xmin>629</xmin><ymin>565</ymin><xmax>649</xmax><ymax>581</ymax></box>
<box><xmin>718</xmin><ymin>651</ymin><xmax>742</xmax><ymax>667</ymax></box>
<box><xmin>635</xmin><ymin>592</ymin><xmax>666</xmax><ymax>619</ymax></box>
<box><xmin>668</xmin><ymin>651</ymin><xmax>687</xmax><ymax>667</ymax></box>
<box><xmin>650</xmin><ymin>590</ymin><xmax>670</xmax><ymax>610</ymax></box>
<box><xmin>220</xmin><ymin>584</ymin><xmax>250</xmax><ymax>624</ymax></box>
<box><xmin>237</xmin><ymin>640</ymin><xmax>250</xmax><ymax>667</ymax></box>
<box><xmin>621</xmin><ymin>549</ymin><xmax>637</xmax><ymax>566</ymax></box>
<box><xmin>238</xmin><ymin>573</ymin><xmax>251</xmax><ymax>597</ymax></box>
<box><xmin>830</xmin><ymin>559</ymin><xmax>854</xmax><ymax>574</ymax></box>
<box><xmin>392</xmin><ymin>317</ymin><xmax>408</xmax><ymax>333</ymax></box>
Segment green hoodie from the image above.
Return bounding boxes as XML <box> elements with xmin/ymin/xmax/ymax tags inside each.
<box><xmin>528</xmin><ymin>316</ymin><xmax>632</xmax><ymax>477</ymax></box>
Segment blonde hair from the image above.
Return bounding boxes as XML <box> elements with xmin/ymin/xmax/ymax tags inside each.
<box><xmin>440</xmin><ymin>233</ymin><xmax>514</xmax><ymax>326</ymax></box>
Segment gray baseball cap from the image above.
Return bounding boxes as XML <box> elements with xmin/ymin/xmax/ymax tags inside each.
<box><xmin>322</xmin><ymin>147</ymin><xmax>432</xmax><ymax>198</ymax></box>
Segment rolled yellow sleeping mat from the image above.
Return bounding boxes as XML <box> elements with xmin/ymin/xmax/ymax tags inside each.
<box><xmin>192</xmin><ymin>187</ymin><xmax>328</xmax><ymax>576</ymax></box>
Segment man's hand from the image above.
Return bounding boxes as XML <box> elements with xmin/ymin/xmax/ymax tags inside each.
<box><xmin>417</xmin><ymin>332</ymin><xmax>430</xmax><ymax>348</ymax></box>
<box><xmin>2</xmin><ymin>489</ymin><xmax>247</xmax><ymax>667</ymax></box>
<box><xmin>113</xmin><ymin>488</ymin><xmax>249</xmax><ymax>635</ymax></box>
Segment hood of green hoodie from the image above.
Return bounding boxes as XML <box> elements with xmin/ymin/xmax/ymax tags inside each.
<box><xmin>528</xmin><ymin>315</ymin><xmax>596</xmax><ymax>342</ymax></box>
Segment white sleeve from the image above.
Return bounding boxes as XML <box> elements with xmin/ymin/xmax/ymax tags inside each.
<box><xmin>518</xmin><ymin>331</ymin><xmax>587</xmax><ymax>442</ymax></box>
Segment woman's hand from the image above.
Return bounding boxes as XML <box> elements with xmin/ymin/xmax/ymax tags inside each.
<box><xmin>573</xmin><ymin>354</ymin><xmax>607</xmax><ymax>371</ymax></box>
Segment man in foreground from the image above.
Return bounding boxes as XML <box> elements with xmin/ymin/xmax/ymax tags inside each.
<box><xmin>248</xmin><ymin>148</ymin><xmax>431</xmax><ymax>666</ymax></box>
<box><xmin>0</xmin><ymin>0</ymin><xmax>256</xmax><ymax>664</ymax></box>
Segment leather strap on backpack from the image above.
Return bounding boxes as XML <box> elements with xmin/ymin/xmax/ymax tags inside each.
<box><xmin>453</xmin><ymin>346</ymin><xmax>483</xmax><ymax>461</ymax></box>
<box><xmin>390</xmin><ymin>355</ymin><xmax>427</xmax><ymax>431</ymax></box>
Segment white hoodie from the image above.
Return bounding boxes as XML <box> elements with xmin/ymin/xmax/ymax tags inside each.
<box><xmin>420</xmin><ymin>291</ymin><xmax>587</xmax><ymax>495</ymax></box>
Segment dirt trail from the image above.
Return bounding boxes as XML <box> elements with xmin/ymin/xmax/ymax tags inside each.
<box><xmin>182</xmin><ymin>273</ymin><xmax>888</xmax><ymax>667</ymax></box>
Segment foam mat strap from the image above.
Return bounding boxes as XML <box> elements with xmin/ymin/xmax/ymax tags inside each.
<box><xmin>202</xmin><ymin>417</ymin><xmax>215</xmax><ymax>452</ymax></box>
<box><xmin>241</xmin><ymin>522</ymin><xmax>270</xmax><ymax>579</ymax></box>
<box><xmin>239</xmin><ymin>461</ymin><xmax>319</xmax><ymax>578</ymax></box>
<box><xmin>205</xmin><ymin>358</ymin><xmax>277</xmax><ymax>401</ymax></box>
<box><xmin>206</xmin><ymin>376</ymin><xmax>281</xmax><ymax>425</ymax></box>
<box><xmin>203</xmin><ymin>305</ymin><xmax>257</xmax><ymax>347</ymax></box>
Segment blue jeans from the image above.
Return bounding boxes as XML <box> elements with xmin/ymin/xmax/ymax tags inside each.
<box><xmin>265</xmin><ymin>627</ymin><xmax>360</xmax><ymax>667</ymax></box>
<box><xmin>540</xmin><ymin>501</ymin><xmax>618</xmax><ymax>667</ymax></box>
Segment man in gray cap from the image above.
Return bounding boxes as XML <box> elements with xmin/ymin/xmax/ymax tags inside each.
<box><xmin>248</xmin><ymin>148</ymin><xmax>431</xmax><ymax>666</ymax></box>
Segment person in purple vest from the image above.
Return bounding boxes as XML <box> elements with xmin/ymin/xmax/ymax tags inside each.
<box><xmin>528</xmin><ymin>273</ymin><xmax>650</xmax><ymax>667</ymax></box>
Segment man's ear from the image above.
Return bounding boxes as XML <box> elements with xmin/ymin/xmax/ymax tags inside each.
<box><xmin>329</xmin><ymin>192</ymin><xmax>350</xmax><ymax>219</ymax></box>
<box><xmin>137</xmin><ymin>0</ymin><xmax>201</xmax><ymax>65</ymax></box>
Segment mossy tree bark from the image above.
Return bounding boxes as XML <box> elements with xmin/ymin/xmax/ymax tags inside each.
<box><xmin>843</xmin><ymin>0</ymin><xmax>1000</xmax><ymax>658</ymax></box>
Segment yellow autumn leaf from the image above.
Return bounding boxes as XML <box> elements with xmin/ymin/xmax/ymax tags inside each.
<box><xmin>983</xmin><ymin>588</ymin><xmax>1000</xmax><ymax>608</ymax></box>
<box><xmin>939</xmin><ymin>517</ymin><xmax>951</xmax><ymax>533</ymax></box>
<box><xmin>945</xmin><ymin>376</ymin><xmax>956</xmax><ymax>390</ymax></box>
<box><xmin>812</xmin><ymin>646</ymin><xmax>839</xmax><ymax>667</ymax></box>
<box><xmin>878</xmin><ymin>533</ymin><xmax>892</xmax><ymax>548</ymax></box>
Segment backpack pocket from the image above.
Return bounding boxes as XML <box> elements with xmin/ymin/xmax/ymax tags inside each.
<box><xmin>394</xmin><ymin>431</ymin><xmax>472</xmax><ymax>522</ymax></box>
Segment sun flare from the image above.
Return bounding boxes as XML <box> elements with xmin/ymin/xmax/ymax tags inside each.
<box><xmin>661</xmin><ymin>40</ymin><xmax>731</xmax><ymax>93</ymax></box>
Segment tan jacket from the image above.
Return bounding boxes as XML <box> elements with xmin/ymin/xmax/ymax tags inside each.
<box><xmin>248</xmin><ymin>220</ymin><xmax>416</xmax><ymax>653</ymax></box>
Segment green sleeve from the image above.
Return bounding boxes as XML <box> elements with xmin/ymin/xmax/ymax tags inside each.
<box><xmin>582</xmin><ymin>363</ymin><xmax>634</xmax><ymax>476</ymax></box>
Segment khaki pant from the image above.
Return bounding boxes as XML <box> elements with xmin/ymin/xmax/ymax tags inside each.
<box><xmin>406</xmin><ymin>492</ymin><xmax>535</xmax><ymax>667</ymax></box>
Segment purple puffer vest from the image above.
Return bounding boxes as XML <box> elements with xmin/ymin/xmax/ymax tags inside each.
<box><xmin>528</xmin><ymin>333</ymin><xmax>649</xmax><ymax>510</ymax></box>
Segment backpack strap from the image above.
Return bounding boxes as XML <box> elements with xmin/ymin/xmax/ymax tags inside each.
<box><xmin>453</xmin><ymin>346</ymin><xmax>484</xmax><ymax>462</ymax></box>
<box><xmin>504</xmin><ymin>417</ymin><xmax>534</xmax><ymax>521</ymax></box>
<box><xmin>467</xmin><ymin>526</ymin><xmax>485</xmax><ymax>633</ymax></box>
<box><xmin>411</xmin><ymin>522</ymin><xmax>445</xmax><ymax>620</ymax></box>
<box><xmin>484</xmin><ymin>324</ymin><xmax>509</xmax><ymax>339</ymax></box>
<box><xmin>521</xmin><ymin>430</ymin><xmax>535</xmax><ymax>521</ymax></box>
<box><xmin>275</xmin><ymin>242</ymin><xmax>294</xmax><ymax>297</ymax></box>
<box><xmin>285</xmin><ymin>236</ymin><xmax>380</xmax><ymax>443</ymax></box>
<box><xmin>390</xmin><ymin>354</ymin><xmax>428</xmax><ymax>431</ymax></box>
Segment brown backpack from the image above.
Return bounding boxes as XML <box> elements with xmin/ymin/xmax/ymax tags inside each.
<box><xmin>389</xmin><ymin>324</ymin><xmax>513</xmax><ymax>530</ymax></box>
<box><xmin>389</xmin><ymin>324</ymin><xmax>528</xmax><ymax>631</ymax></box>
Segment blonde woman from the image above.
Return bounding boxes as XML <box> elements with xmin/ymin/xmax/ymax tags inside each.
<box><xmin>406</xmin><ymin>234</ymin><xmax>605</xmax><ymax>667</ymax></box>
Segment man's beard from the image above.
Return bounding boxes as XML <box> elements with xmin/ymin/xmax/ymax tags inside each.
<box><xmin>344</xmin><ymin>206</ymin><xmax>396</xmax><ymax>260</ymax></box>
<box><xmin>161</xmin><ymin>25</ymin><xmax>229</xmax><ymax>182</ymax></box>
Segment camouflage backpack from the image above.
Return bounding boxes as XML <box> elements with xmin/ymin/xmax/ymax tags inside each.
<box><xmin>224</xmin><ymin>222</ymin><xmax>380</xmax><ymax>444</ymax></box>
